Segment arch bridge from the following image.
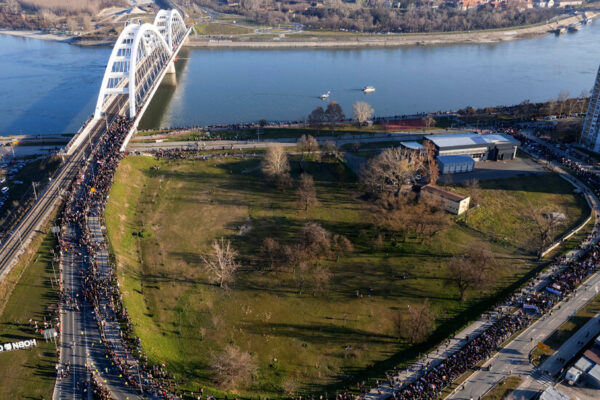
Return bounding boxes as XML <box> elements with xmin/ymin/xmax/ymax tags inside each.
<box><xmin>94</xmin><ymin>9</ymin><xmax>189</xmax><ymax>121</ymax></box>
<box><xmin>64</xmin><ymin>9</ymin><xmax>190</xmax><ymax>155</ymax></box>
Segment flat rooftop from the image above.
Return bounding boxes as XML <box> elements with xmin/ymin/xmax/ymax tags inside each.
<box><xmin>422</xmin><ymin>184</ymin><xmax>469</xmax><ymax>202</ymax></box>
<box><xmin>400</xmin><ymin>141</ymin><xmax>424</xmax><ymax>150</ymax></box>
<box><xmin>426</xmin><ymin>132</ymin><xmax>519</xmax><ymax>149</ymax></box>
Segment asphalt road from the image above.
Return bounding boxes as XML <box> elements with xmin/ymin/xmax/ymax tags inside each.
<box><xmin>446</xmin><ymin>136</ymin><xmax>600</xmax><ymax>400</ymax></box>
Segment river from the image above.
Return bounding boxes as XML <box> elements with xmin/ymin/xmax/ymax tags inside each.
<box><xmin>1</xmin><ymin>22</ymin><xmax>600</xmax><ymax>136</ymax></box>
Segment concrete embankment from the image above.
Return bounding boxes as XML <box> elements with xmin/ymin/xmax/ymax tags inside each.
<box><xmin>186</xmin><ymin>12</ymin><xmax>598</xmax><ymax>49</ymax></box>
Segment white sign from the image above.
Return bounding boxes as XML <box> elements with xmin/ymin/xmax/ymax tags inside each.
<box><xmin>0</xmin><ymin>339</ymin><xmax>37</xmax><ymax>352</ymax></box>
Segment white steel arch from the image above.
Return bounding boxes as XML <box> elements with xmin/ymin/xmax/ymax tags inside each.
<box><xmin>94</xmin><ymin>10</ymin><xmax>188</xmax><ymax>119</ymax></box>
<box><xmin>128</xmin><ymin>23</ymin><xmax>172</xmax><ymax>118</ymax></box>
<box><xmin>153</xmin><ymin>9</ymin><xmax>187</xmax><ymax>51</ymax></box>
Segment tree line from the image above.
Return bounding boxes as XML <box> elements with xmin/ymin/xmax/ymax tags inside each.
<box><xmin>191</xmin><ymin>0</ymin><xmax>559</xmax><ymax>33</ymax></box>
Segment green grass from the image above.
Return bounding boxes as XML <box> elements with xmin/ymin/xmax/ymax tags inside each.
<box><xmin>451</xmin><ymin>174</ymin><xmax>590</xmax><ymax>252</ymax></box>
<box><xmin>481</xmin><ymin>376</ymin><xmax>523</xmax><ymax>400</ymax></box>
<box><xmin>0</xmin><ymin>229</ymin><xmax>58</xmax><ymax>400</ymax></box>
<box><xmin>195</xmin><ymin>22</ymin><xmax>254</xmax><ymax>35</ymax></box>
<box><xmin>543</xmin><ymin>293</ymin><xmax>600</xmax><ymax>351</ymax></box>
<box><xmin>105</xmin><ymin>156</ymin><xmax>586</xmax><ymax>398</ymax></box>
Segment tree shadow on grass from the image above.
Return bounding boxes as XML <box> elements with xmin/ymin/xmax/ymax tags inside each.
<box><xmin>242</xmin><ymin>321</ymin><xmax>396</xmax><ymax>346</ymax></box>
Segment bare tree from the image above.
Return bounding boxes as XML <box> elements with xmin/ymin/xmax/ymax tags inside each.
<box><xmin>299</xmin><ymin>222</ymin><xmax>332</xmax><ymax>258</ymax></box>
<box><xmin>332</xmin><ymin>234</ymin><xmax>354</xmax><ymax>261</ymax></box>
<box><xmin>308</xmin><ymin>106</ymin><xmax>325</xmax><ymax>134</ymax></box>
<box><xmin>324</xmin><ymin>102</ymin><xmax>345</xmax><ymax>134</ymax></box>
<box><xmin>577</xmin><ymin>90</ymin><xmax>590</xmax><ymax>114</ymax></box>
<box><xmin>393</xmin><ymin>299</ymin><xmax>435</xmax><ymax>344</ymax></box>
<box><xmin>260</xmin><ymin>237</ymin><xmax>280</xmax><ymax>269</ymax></box>
<box><xmin>311</xmin><ymin>265</ymin><xmax>332</xmax><ymax>295</ymax></box>
<box><xmin>210</xmin><ymin>345</ymin><xmax>257</xmax><ymax>390</ymax></box>
<box><xmin>262</xmin><ymin>144</ymin><xmax>291</xmax><ymax>188</ymax></box>
<box><xmin>297</xmin><ymin>134</ymin><xmax>319</xmax><ymax>157</ymax></box>
<box><xmin>360</xmin><ymin>147</ymin><xmax>425</xmax><ymax>196</ymax></box>
<box><xmin>352</xmin><ymin>101</ymin><xmax>374</xmax><ymax>127</ymax></box>
<box><xmin>447</xmin><ymin>243</ymin><xmax>496</xmax><ymax>302</ymax></box>
<box><xmin>324</xmin><ymin>140</ymin><xmax>337</xmax><ymax>155</ymax></box>
<box><xmin>422</xmin><ymin>115</ymin><xmax>436</xmax><ymax>129</ymax></box>
<box><xmin>557</xmin><ymin>90</ymin><xmax>570</xmax><ymax>115</ymax></box>
<box><xmin>423</xmin><ymin>140</ymin><xmax>439</xmax><ymax>184</ymax></box>
<box><xmin>521</xmin><ymin>204</ymin><xmax>566</xmax><ymax>255</ymax></box>
<box><xmin>201</xmin><ymin>238</ymin><xmax>241</xmax><ymax>288</ymax></box>
<box><xmin>296</xmin><ymin>173</ymin><xmax>318</xmax><ymax>211</ymax></box>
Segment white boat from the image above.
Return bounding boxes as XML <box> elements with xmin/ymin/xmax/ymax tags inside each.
<box><xmin>319</xmin><ymin>91</ymin><xmax>330</xmax><ymax>100</ymax></box>
<box><xmin>363</xmin><ymin>86</ymin><xmax>375</xmax><ymax>93</ymax></box>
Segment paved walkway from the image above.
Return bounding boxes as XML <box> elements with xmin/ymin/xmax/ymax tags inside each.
<box><xmin>444</xmin><ymin>137</ymin><xmax>600</xmax><ymax>399</ymax></box>
<box><xmin>448</xmin><ymin>273</ymin><xmax>600</xmax><ymax>400</ymax></box>
<box><xmin>366</xmin><ymin>143</ymin><xmax>600</xmax><ymax>400</ymax></box>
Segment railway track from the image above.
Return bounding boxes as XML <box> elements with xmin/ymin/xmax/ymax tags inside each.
<box><xmin>0</xmin><ymin>98</ymin><xmax>124</xmax><ymax>282</ymax></box>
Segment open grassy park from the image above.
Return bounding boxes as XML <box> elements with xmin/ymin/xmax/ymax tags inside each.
<box><xmin>0</xmin><ymin>228</ymin><xmax>58</xmax><ymax>399</ymax></box>
<box><xmin>105</xmin><ymin>154</ymin><xmax>588</xmax><ymax>398</ymax></box>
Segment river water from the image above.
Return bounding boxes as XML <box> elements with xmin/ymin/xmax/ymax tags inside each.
<box><xmin>1</xmin><ymin>22</ymin><xmax>600</xmax><ymax>135</ymax></box>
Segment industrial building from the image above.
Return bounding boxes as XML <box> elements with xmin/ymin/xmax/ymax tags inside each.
<box><xmin>421</xmin><ymin>184</ymin><xmax>470</xmax><ymax>215</ymax></box>
<box><xmin>425</xmin><ymin>132</ymin><xmax>519</xmax><ymax>161</ymax></box>
<box><xmin>437</xmin><ymin>155</ymin><xmax>475</xmax><ymax>174</ymax></box>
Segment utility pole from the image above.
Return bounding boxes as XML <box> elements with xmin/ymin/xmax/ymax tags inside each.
<box><xmin>32</xmin><ymin>181</ymin><xmax>38</xmax><ymax>200</ymax></box>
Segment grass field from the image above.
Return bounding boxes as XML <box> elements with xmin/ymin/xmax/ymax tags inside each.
<box><xmin>195</xmin><ymin>23</ymin><xmax>254</xmax><ymax>36</ymax></box>
<box><xmin>450</xmin><ymin>175</ymin><xmax>589</xmax><ymax>252</ymax></box>
<box><xmin>0</xmin><ymin>229</ymin><xmax>58</xmax><ymax>399</ymax></box>
<box><xmin>481</xmin><ymin>376</ymin><xmax>523</xmax><ymax>400</ymax></box>
<box><xmin>105</xmin><ymin>156</ymin><xmax>586</xmax><ymax>398</ymax></box>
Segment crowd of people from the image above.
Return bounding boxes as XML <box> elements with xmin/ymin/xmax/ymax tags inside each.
<box><xmin>48</xmin><ymin>120</ymin><xmax>600</xmax><ymax>400</ymax></box>
<box><xmin>378</xmin><ymin>130</ymin><xmax>600</xmax><ymax>400</ymax></box>
<box><xmin>56</xmin><ymin>117</ymin><xmax>183</xmax><ymax>399</ymax></box>
<box><xmin>149</xmin><ymin>147</ymin><xmax>260</xmax><ymax>161</ymax></box>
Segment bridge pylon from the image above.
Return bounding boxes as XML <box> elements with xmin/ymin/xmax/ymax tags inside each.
<box><xmin>166</xmin><ymin>61</ymin><xmax>176</xmax><ymax>74</ymax></box>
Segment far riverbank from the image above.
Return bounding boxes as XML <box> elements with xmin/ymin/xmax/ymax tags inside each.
<box><xmin>1</xmin><ymin>11</ymin><xmax>597</xmax><ymax>49</ymax></box>
<box><xmin>187</xmin><ymin>12</ymin><xmax>598</xmax><ymax>49</ymax></box>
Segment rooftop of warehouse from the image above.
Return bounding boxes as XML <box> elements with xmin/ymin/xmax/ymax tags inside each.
<box><xmin>425</xmin><ymin>132</ymin><xmax>519</xmax><ymax>149</ymax></box>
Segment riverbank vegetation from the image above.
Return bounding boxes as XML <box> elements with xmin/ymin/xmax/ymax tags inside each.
<box><xmin>105</xmin><ymin>152</ymin><xmax>586</xmax><ymax>398</ymax></box>
<box><xmin>190</xmin><ymin>0</ymin><xmax>560</xmax><ymax>34</ymax></box>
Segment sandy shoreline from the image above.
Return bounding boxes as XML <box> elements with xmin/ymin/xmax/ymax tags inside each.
<box><xmin>0</xmin><ymin>29</ymin><xmax>74</xmax><ymax>42</ymax></box>
<box><xmin>0</xmin><ymin>11</ymin><xmax>596</xmax><ymax>49</ymax></box>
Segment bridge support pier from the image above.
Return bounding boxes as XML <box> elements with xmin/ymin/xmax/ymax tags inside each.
<box><xmin>166</xmin><ymin>60</ymin><xmax>176</xmax><ymax>74</ymax></box>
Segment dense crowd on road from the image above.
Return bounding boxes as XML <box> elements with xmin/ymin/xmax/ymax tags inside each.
<box><xmin>380</xmin><ymin>130</ymin><xmax>600</xmax><ymax>400</ymax></box>
<box><xmin>391</xmin><ymin>312</ymin><xmax>531</xmax><ymax>400</ymax></box>
<box><xmin>56</xmin><ymin>117</ymin><xmax>184</xmax><ymax>399</ymax></box>
<box><xmin>48</xmin><ymin>121</ymin><xmax>600</xmax><ymax>400</ymax></box>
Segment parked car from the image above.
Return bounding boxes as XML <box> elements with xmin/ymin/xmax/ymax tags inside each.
<box><xmin>1</xmin><ymin>186</ymin><xmax>8</xmax><ymax>194</ymax></box>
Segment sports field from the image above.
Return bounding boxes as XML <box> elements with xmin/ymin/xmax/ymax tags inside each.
<box><xmin>105</xmin><ymin>155</ymin><xmax>587</xmax><ymax>397</ymax></box>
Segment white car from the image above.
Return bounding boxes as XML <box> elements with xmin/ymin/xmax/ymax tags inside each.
<box><xmin>1</xmin><ymin>186</ymin><xmax>8</xmax><ymax>194</ymax></box>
